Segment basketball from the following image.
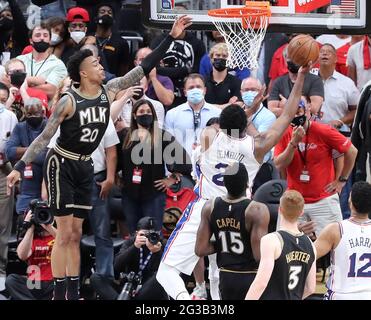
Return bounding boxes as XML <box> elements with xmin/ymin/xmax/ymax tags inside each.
<box><xmin>287</xmin><ymin>34</ymin><xmax>319</xmax><ymax>66</ymax></box>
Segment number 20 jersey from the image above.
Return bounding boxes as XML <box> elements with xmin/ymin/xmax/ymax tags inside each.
<box><xmin>196</xmin><ymin>131</ymin><xmax>260</xmax><ymax>200</ymax></box>
<box><xmin>56</xmin><ymin>85</ymin><xmax>110</xmax><ymax>155</ymax></box>
<box><xmin>327</xmin><ymin>219</ymin><xmax>371</xmax><ymax>299</ymax></box>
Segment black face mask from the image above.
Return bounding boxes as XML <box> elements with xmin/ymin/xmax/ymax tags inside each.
<box><xmin>26</xmin><ymin>116</ymin><xmax>43</xmax><ymax>128</ymax></box>
<box><xmin>136</xmin><ymin>114</ymin><xmax>153</xmax><ymax>128</ymax></box>
<box><xmin>10</xmin><ymin>71</ymin><xmax>27</xmax><ymax>88</ymax></box>
<box><xmin>0</xmin><ymin>16</ymin><xmax>13</xmax><ymax>31</ymax></box>
<box><xmin>287</xmin><ymin>61</ymin><xmax>300</xmax><ymax>74</ymax></box>
<box><xmin>132</xmin><ymin>88</ymin><xmax>144</xmax><ymax>100</ymax></box>
<box><xmin>96</xmin><ymin>14</ymin><xmax>114</xmax><ymax>28</ymax></box>
<box><xmin>213</xmin><ymin>58</ymin><xmax>227</xmax><ymax>72</ymax></box>
<box><xmin>291</xmin><ymin>114</ymin><xmax>306</xmax><ymax>127</ymax></box>
<box><xmin>33</xmin><ymin>41</ymin><xmax>50</xmax><ymax>53</ymax></box>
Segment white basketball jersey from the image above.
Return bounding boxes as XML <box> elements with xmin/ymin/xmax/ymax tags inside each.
<box><xmin>195</xmin><ymin>131</ymin><xmax>260</xmax><ymax>200</ymax></box>
<box><xmin>327</xmin><ymin>219</ymin><xmax>371</xmax><ymax>299</ymax></box>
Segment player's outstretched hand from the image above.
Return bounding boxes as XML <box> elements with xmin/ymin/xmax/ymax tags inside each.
<box><xmin>6</xmin><ymin>170</ymin><xmax>21</xmax><ymax>196</ymax></box>
<box><xmin>169</xmin><ymin>15</ymin><xmax>193</xmax><ymax>39</ymax></box>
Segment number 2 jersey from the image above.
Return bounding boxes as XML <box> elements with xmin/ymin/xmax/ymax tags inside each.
<box><xmin>326</xmin><ymin>219</ymin><xmax>371</xmax><ymax>300</ymax></box>
<box><xmin>196</xmin><ymin>131</ymin><xmax>261</xmax><ymax>200</ymax></box>
<box><xmin>262</xmin><ymin>230</ymin><xmax>315</xmax><ymax>300</ymax></box>
<box><xmin>56</xmin><ymin>85</ymin><xmax>110</xmax><ymax>155</ymax></box>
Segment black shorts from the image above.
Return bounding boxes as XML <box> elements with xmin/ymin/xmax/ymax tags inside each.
<box><xmin>44</xmin><ymin>149</ymin><xmax>94</xmax><ymax>219</ymax></box>
<box><xmin>219</xmin><ymin>269</ymin><xmax>257</xmax><ymax>300</ymax></box>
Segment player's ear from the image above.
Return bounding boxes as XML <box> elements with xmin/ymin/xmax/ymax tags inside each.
<box><xmin>80</xmin><ymin>70</ymin><xmax>87</xmax><ymax>80</ymax></box>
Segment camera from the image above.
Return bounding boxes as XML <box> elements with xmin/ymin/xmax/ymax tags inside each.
<box><xmin>29</xmin><ymin>199</ymin><xmax>53</xmax><ymax>225</ymax></box>
<box><xmin>144</xmin><ymin>231</ymin><xmax>161</xmax><ymax>245</ymax></box>
<box><xmin>117</xmin><ymin>271</ymin><xmax>142</xmax><ymax>300</ymax></box>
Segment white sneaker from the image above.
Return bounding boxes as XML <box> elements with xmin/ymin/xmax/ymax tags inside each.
<box><xmin>190</xmin><ymin>282</ymin><xmax>207</xmax><ymax>300</ymax></box>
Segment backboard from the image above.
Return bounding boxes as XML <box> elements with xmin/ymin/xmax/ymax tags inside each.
<box><xmin>142</xmin><ymin>0</ymin><xmax>371</xmax><ymax>34</ymax></box>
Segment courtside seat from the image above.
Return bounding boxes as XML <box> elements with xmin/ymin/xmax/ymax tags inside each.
<box><xmin>253</xmin><ymin>179</ymin><xmax>287</xmax><ymax>232</ymax></box>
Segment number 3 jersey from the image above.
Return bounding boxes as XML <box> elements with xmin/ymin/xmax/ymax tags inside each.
<box><xmin>326</xmin><ymin>219</ymin><xmax>371</xmax><ymax>300</ymax></box>
<box><xmin>262</xmin><ymin>230</ymin><xmax>315</xmax><ymax>300</ymax></box>
<box><xmin>56</xmin><ymin>85</ymin><xmax>110</xmax><ymax>155</ymax></box>
<box><xmin>196</xmin><ymin>132</ymin><xmax>260</xmax><ymax>200</ymax></box>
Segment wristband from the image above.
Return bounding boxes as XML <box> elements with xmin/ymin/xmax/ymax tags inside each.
<box><xmin>14</xmin><ymin>160</ymin><xmax>26</xmax><ymax>172</ymax></box>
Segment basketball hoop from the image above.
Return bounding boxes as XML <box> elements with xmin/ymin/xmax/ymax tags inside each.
<box><xmin>208</xmin><ymin>1</ymin><xmax>271</xmax><ymax>70</ymax></box>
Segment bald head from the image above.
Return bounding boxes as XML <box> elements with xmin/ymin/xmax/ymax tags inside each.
<box><xmin>241</xmin><ymin>77</ymin><xmax>262</xmax><ymax>93</ymax></box>
<box><xmin>135</xmin><ymin>47</ymin><xmax>152</xmax><ymax>66</ymax></box>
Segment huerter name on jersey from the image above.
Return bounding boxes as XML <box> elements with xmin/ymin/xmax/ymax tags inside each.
<box><xmin>79</xmin><ymin>107</ymin><xmax>107</xmax><ymax>126</ymax></box>
<box><xmin>286</xmin><ymin>251</ymin><xmax>311</xmax><ymax>264</ymax></box>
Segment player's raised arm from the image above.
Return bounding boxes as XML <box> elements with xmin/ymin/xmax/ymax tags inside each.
<box><xmin>253</xmin><ymin>63</ymin><xmax>311</xmax><ymax>162</ymax></box>
<box><xmin>106</xmin><ymin>15</ymin><xmax>192</xmax><ymax>100</ymax></box>
<box><xmin>6</xmin><ymin>95</ymin><xmax>72</xmax><ymax>194</ymax></box>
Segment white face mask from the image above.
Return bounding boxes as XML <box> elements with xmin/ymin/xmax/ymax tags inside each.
<box><xmin>0</xmin><ymin>103</ymin><xmax>5</xmax><ymax>113</ymax></box>
<box><xmin>50</xmin><ymin>32</ymin><xmax>62</xmax><ymax>46</ymax></box>
<box><xmin>70</xmin><ymin>31</ymin><xmax>85</xmax><ymax>44</ymax></box>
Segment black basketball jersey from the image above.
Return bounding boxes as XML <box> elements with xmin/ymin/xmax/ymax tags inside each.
<box><xmin>56</xmin><ymin>85</ymin><xmax>110</xmax><ymax>155</ymax></box>
<box><xmin>210</xmin><ymin>197</ymin><xmax>257</xmax><ymax>271</ymax></box>
<box><xmin>261</xmin><ymin>230</ymin><xmax>315</xmax><ymax>300</ymax></box>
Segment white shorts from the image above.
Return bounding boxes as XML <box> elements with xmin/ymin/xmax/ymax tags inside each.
<box><xmin>162</xmin><ymin>198</ymin><xmax>207</xmax><ymax>276</ymax></box>
<box><xmin>326</xmin><ymin>290</ymin><xmax>371</xmax><ymax>300</ymax></box>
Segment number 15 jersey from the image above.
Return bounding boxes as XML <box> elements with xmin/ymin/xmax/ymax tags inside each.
<box><xmin>196</xmin><ymin>131</ymin><xmax>260</xmax><ymax>200</ymax></box>
<box><xmin>56</xmin><ymin>85</ymin><xmax>110</xmax><ymax>155</ymax></box>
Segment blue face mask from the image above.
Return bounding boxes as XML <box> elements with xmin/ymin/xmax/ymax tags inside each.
<box><xmin>186</xmin><ymin>88</ymin><xmax>204</xmax><ymax>105</ymax></box>
<box><xmin>242</xmin><ymin>90</ymin><xmax>259</xmax><ymax>108</ymax></box>
<box><xmin>0</xmin><ymin>103</ymin><xmax>5</xmax><ymax>113</ymax></box>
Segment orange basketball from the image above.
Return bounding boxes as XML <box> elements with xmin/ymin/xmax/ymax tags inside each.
<box><xmin>287</xmin><ymin>34</ymin><xmax>319</xmax><ymax>66</ymax></box>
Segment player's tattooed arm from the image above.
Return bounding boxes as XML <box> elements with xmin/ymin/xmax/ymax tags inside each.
<box><xmin>7</xmin><ymin>95</ymin><xmax>72</xmax><ymax>194</ymax></box>
<box><xmin>106</xmin><ymin>15</ymin><xmax>192</xmax><ymax>101</ymax></box>
<box><xmin>20</xmin><ymin>95</ymin><xmax>71</xmax><ymax>165</ymax></box>
<box><xmin>106</xmin><ymin>67</ymin><xmax>145</xmax><ymax>100</ymax></box>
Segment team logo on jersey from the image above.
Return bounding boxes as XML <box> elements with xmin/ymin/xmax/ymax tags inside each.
<box><xmin>100</xmin><ymin>94</ymin><xmax>107</xmax><ymax>102</ymax></box>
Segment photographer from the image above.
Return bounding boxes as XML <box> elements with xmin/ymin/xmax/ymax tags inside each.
<box><xmin>5</xmin><ymin>205</ymin><xmax>56</xmax><ymax>300</ymax></box>
<box><xmin>90</xmin><ymin>217</ymin><xmax>168</xmax><ymax>300</ymax></box>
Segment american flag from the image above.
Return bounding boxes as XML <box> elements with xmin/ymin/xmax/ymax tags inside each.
<box><xmin>330</xmin><ymin>0</ymin><xmax>356</xmax><ymax>15</ymax></box>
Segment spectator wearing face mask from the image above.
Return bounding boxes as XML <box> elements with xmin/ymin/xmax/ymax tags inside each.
<box><xmin>16</xmin><ymin>23</ymin><xmax>67</xmax><ymax>102</ymax></box>
<box><xmin>204</xmin><ymin>43</ymin><xmax>242</xmax><ymax>110</ymax></box>
<box><xmin>268</xmin><ymin>58</ymin><xmax>324</xmax><ymax>118</ymax></box>
<box><xmin>0</xmin><ymin>0</ymin><xmax>29</xmax><ymax>59</ymax></box>
<box><xmin>165</xmin><ymin>74</ymin><xmax>221</xmax><ymax>158</ymax></box>
<box><xmin>5</xmin><ymin>98</ymin><xmax>47</xmax><ymax>216</ymax></box>
<box><xmin>241</xmin><ymin>77</ymin><xmax>276</xmax><ymax>163</ymax></box>
<box><xmin>3</xmin><ymin>58</ymin><xmax>49</xmax><ymax>120</ymax></box>
<box><xmin>61</xmin><ymin>7</ymin><xmax>95</xmax><ymax>65</ymax></box>
<box><xmin>92</xmin><ymin>3</ymin><xmax>130</xmax><ymax>77</ymax></box>
<box><xmin>46</xmin><ymin>17</ymin><xmax>69</xmax><ymax>59</ymax></box>
<box><xmin>117</xmin><ymin>100</ymin><xmax>191</xmax><ymax>233</ymax></box>
<box><xmin>273</xmin><ymin>102</ymin><xmax>358</xmax><ymax>237</ymax></box>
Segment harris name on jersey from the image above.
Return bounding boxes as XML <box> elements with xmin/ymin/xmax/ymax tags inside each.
<box><xmin>348</xmin><ymin>236</ymin><xmax>371</xmax><ymax>249</ymax></box>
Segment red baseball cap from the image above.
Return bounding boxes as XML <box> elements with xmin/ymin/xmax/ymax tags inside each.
<box><xmin>66</xmin><ymin>7</ymin><xmax>90</xmax><ymax>22</ymax></box>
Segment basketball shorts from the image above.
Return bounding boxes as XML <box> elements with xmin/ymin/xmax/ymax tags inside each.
<box><xmin>219</xmin><ymin>269</ymin><xmax>257</xmax><ymax>300</ymax></box>
<box><xmin>161</xmin><ymin>198</ymin><xmax>207</xmax><ymax>275</ymax></box>
<box><xmin>44</xmin><ymin>149</ymin><xmax>94</xmax><ymax>219</ymax></box>
<box><xmin>325</xmin><ymin>289</ymin><xmax>371</xmax><ymax>300</ymax></box>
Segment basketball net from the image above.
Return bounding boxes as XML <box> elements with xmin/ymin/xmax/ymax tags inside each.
<box><xmin>208</xmin><ymin>2</ymin><xmax>271</xmax><ymax>70</ymax></box>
